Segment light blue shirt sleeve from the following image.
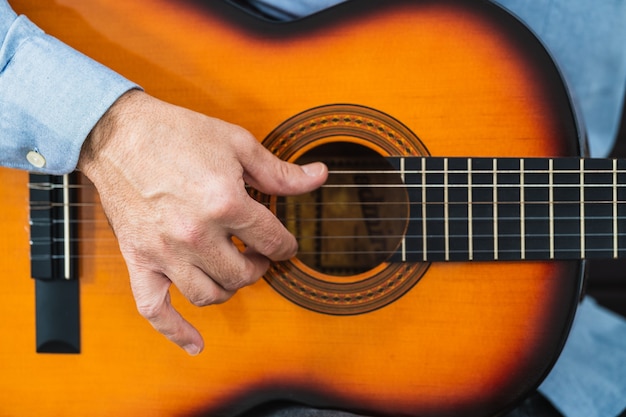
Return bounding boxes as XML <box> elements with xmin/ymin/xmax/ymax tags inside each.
<box><xmin>0</xmin><ymin>0</ymin><xmax>139</xmax><ymax>175</ymax></box>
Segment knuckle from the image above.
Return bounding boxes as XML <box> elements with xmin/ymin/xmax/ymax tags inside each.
<box><xmin>188</xmin><ymin>290</ymin><xmax>222</xmax><ymax>307</ymax></box>
<box><xmin>167</xmin><ymin>220</ymin><xmax>204</xmax><ymax>247</ymax></box>
<box><xmin>136</xmin><ymin>300</ymin><xmax>163</xmax><ymax>321</ymax></box>
<box><xmin>258</xmin><ymin>231</ymin><xmax>285</xmax><ymax>256</ymax></box>
<box><xmin>230</xmin><ymin>125</ymin><xmax>256</xmax><ymax>145</ymax></box>
<box><xmin>257</xmin><ymin>227</ymin><xmax>296</xmax><ymax>260</ymax></box>
<box><xmin>201</xmin><ymin>190</ymin><xmax>244</xmax><ymax>225</ymax></box>
<box><xmin>221</xmin><ymin>278</ymin><xmax>246</xmax><ymax>293</ymax></box>
<box><xmin>221</xmin><ymin>261</ymin><xmax>266</xmax><ymax>292</ymax></box>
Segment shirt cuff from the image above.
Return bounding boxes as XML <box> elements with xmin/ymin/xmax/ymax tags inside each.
<box><xmin>0</xmin><ymin>14</ymin><xmax>139</xmax><ymax>174</ymax></box>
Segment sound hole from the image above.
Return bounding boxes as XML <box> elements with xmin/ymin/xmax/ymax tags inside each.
<box><xmin>277</xmin><ymin>142</ymin><xmax>409</xmax><ymax>276</ymax></box>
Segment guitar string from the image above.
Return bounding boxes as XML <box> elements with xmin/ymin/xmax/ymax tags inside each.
<box><xmin>29</xmin><ymin>225</ymin><xmax>626</xmax><ymax>250</ymax></box>
<box><xmin>28</xmin><ymin>182</ymin><xmax>626</xmax><ymax>191</ymax></box>
<box><xmin>29</xmin><ymin>166</ymin><xmax>626</xmax><ymax>256</ymax></box>
<box><xmin>28</xmin><ymin>165</ymin><xmax>626</xmax><ymax>249</ymax></box>
<box><xmin>26</xmin><ymin>165</ymin><xmax>626</xmax><ymax>186</ymax></box>
<box><xmin>34</xmin><ymin>245</ymin><xmax>626</xmax><ymax>260</ymax></box>
<box><xmin>27</xmin><ymin>200</ymin><xmax>626</xmax><ymax>211</ymax></box>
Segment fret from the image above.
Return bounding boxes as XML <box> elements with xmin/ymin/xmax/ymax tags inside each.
<box><xmin>618</xmin><ymin>160</ymin><xmax>626</xmax><ymax>254</ymax></box>
<box><xmin>448</xmin><ymin>158</ymin><xmax>470</xmax><ymax>261</ymax></box>
<box><xmin>470</xmin><ymin>158</ymin><xmax>495</xmax><ymax>261</ymax></box>
<box><xmin>579</xmin><ymin>159</ymin><xmax>585</xmax><ymax>258</ymax></box>
<box><xmin>553</xmin><ymin>158</ymin><xmax>580</xmax><ymax>259</ymax></box>
<box><xmin>387</xmin><ymin>156</ymin><xmax>422</xmax><ymax>263</ymax></box>
<box><xmin>583</xmin><ymin>159</ymin><xmax>614</xmax><ymax>258</ymax></box>
<box><xmin>423</xmin><ymin>157</ymin><xmax>446</xmax><ymax>261</ymax></box>
<box><xmin>523</xmin><ymin>158</ymin><xmax>551</xmax><ymax>260</ymax></box>
<box><xmin>399</xmin><ymin>157</ymin><xmax>407</xmax><ymax>262</ymax></box>
<box><xmin>549</xmin><ymin>158</ymin><xmax>555</xmax><ymax>259</ymax></box>
<box><xmin>468</xmin><ymin>158</ymin><xmax>474</xmax><ymax>260</ymax></box>
<box><xmin>421</xmin><ymin>157</ymin><xmax>428</xmax><ymax>262</ymax></box>
<box><xmin>614</xmin><ymin>159</ymin><xmax>618</xmax><ymax>258</ymax></box>
<box><xmin>520</xmin><ymin>159</ymin><xmax>526</xmax><ymax>259</ymax></box>
<box><xmin>492</xmin><ymin>159</ymin><xmax>498</xmax><ymax>260</ymax></box>
<box><xmin>496</xmin><ymin>158</ymin><xmax>522</xmax><ymax>260</ymax></box>
<box><xmin>444</xmin><ymin>158</ymin><xmax>450</xmax><ymax>261</ymax></box>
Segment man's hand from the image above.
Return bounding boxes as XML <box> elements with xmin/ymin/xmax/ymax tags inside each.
<box><xmin>78</xmin><ymin>90</ymin><xmax>327</xmax><ymax>355</ymax></box>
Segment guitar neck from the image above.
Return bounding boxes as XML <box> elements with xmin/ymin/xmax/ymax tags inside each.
<box><xmin>386</xmin><ymin>156</ymin><xmax>626</xmax><ymax>262</ymax></box>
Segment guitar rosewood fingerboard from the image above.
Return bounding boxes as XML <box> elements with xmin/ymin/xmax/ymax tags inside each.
<box><xmin>387</xmin><ymin>157</ymin><xmax>626</xmax><ymax>262</ymax></box>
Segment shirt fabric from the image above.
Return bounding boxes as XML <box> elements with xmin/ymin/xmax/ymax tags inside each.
<box><xmin>1</xmin><ymin>0</ymin><xmax>625</xmax><ymax>416</ymax></box>
<box><xmin>0</xmin><ymin>0</ymin><xmax>137</xmax><ymax>174</ymax></box>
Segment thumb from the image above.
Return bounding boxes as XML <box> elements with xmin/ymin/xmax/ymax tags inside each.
<box><xmin>241</xmin><ymin>141</ymin><xmax>327</xmax><ymax>196</ymax></box>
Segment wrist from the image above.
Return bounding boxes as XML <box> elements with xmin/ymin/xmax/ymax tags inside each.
<box><xmin>77</xmin><ymin>89</ymin><xmax>144</xmax><ymax>179</ymax></box>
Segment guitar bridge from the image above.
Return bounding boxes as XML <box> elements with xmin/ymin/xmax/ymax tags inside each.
<box><xmin>29</xmin><ymin>173</ymin><xmax>80</xmax><ymax>354</ymax></box>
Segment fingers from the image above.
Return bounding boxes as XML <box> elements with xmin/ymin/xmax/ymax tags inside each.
<box><xmin>129</xmin><ymin>245</ymin><xmax>269</xmax><ymax>356</ymax></box>
<box><xmin>236</xmin><ymin>133</ymin><xmax>328</xmax><ymax>196</ymax></box>
<box><xmin>232</xmin><ymin>197</ymin><xmax>300</xmax><ymax>261</ymax></box>
<box><xmin>185</xmin><ymin>237</ymin><xmax>270</xmax><ymax>293</ymax></box>
<box><xmin>106</xmin><ymin>119</ymin><xmax>327</xmax><ymax>357</ymax></box>
<box><xmin>130</xmin><ymin>269</ymin><xmax>206</xmax><ymax>355</ymax></box>
<box><xmin>227</xmin><ymin>133</ymin><xmax>327</xmax><ymax>260</ymax></box>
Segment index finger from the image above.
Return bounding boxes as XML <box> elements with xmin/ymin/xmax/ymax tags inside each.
<box><xmin>230</xmin><ymin>196</ymin><xmax>298</xmax><ymax>262</ymax></box>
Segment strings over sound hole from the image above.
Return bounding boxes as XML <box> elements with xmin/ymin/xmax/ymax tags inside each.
<box><xmin>277</xmin><ymin>143</ymin><xmax>409</xmax><ymax>276</ymax></box>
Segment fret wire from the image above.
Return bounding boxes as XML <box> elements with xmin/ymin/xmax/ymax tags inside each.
<box><xmin>421</xmin><ymin>157</ymin><xmax>427</xmax><ymax>262</ymax></box>
<box><xmin>400</xmin><ymin>157</ymin><xmax>407</xmax><ymax>262</ymax></box>
<box><xmin>520</xmin><ymin>158</ymin><xmax>526</xmax><ymax>260</ymax></box>
<box><xmin>492</xmin><ymin>158</ymin><xmax>498</xmax><ymax>260</ymax></box>
<box><xmin>614</xmin><ymin>159</ymin><xmax>619</xmax><ymax>258</ymax></box>
<box><xmin>444</xmin><ymin>158</ymin><xmax>450</xmax><ymax>261</ymax></box>
<box><xmin>580</xmin><ymin>159</ymin><xmax>586</xmax><ymax>258</ymax></box>
<box><xmin>549</xmin><ymin>159</ymin><xmax>555</xmax><ymax>259</ymax></box>
<box><xmin>468</xmin><ymin>158</ymin><xmax>473</xmax><ymax>260</ymax></box>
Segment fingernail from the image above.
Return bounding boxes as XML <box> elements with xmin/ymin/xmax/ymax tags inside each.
<box><xmin>301</xmin><ymin>162</ymin><xmax>325</xmax><ymax>177</ymax></box>
<box><xmin>183</xmin><ymin>343</ymin><xmax>201</xmax><ymax>356</ymax></box>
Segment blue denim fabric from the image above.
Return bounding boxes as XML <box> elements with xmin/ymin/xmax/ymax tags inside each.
<box><xmin>540</xmin><ymin>298</ymin><xmax>626</xmax><ymax>417</ymax></box>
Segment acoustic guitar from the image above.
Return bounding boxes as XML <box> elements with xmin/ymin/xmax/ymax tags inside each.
<box><xmin>0</xmin><ymin>0</ymin><xmax>602</xmax><ymax>415</ymax></box>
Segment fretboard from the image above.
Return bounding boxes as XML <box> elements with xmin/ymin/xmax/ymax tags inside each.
<box><xmin>386</xmin><ymin>157</ymin><xmax>626</xmax><ymax>262</ymax></box>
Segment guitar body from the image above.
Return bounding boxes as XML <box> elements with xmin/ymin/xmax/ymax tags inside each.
<box><xmin>0</xmin><ymin>0</ymin><xmax>584</xmax><ymax>416</ymax></box>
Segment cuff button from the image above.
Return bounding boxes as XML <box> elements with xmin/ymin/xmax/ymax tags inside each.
<box><xmin>27</xmin><ymin>150</ymin><xmax>46</xmax><ymax>169</ymax></box>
